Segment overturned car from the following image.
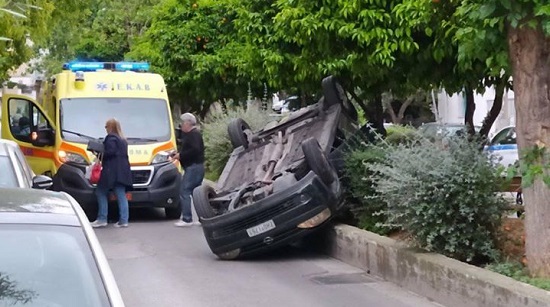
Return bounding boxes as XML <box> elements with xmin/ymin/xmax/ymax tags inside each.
<box><xmin>193</xmin><ymin>76</ymin><xmax>359</xmax><ymax>259</ymax></box>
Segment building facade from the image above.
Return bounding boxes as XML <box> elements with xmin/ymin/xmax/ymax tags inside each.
<box><xmin>437</xmin><ymin>87</ymin><xmax>515</xmax><ymax>137</ymax></box>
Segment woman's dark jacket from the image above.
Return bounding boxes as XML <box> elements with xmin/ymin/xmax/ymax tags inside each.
<box><xmin>97</xmin><ymin>134</ymin><xmax>132</xmax><ymax>190</ymax></box>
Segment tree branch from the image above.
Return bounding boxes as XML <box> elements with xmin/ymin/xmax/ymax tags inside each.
<box><xmin>464</xmin><ymin>87</ymin><xmax>476</xmax><ymax>135</ymax></box>
<box><xmin>479</xmin><ymin>77</ymin><xmax>507</xmax><ymax>139</ymax></box>
<box><xmin>349</xmin><ymin>89</ymin><xmax>368</xmax><ymax>116</ymax></box>
<box><xmin>397</xmin><ymin>96</ymin><xmax>415</xmax><ymax>123</ymax></box>
<box><xmin>384</xmin><ymin>100</ymin><xmax>399</xmax><ymax>124</ymax></box>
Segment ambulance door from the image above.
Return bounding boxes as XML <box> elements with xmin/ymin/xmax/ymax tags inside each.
<box><xmin>1</xmin><ymin>94</ymin><xmax>56</xmax><ymax>176</ymax></box>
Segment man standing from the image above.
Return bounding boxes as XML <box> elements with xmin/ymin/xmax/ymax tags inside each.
<box><xmin>172</xmin><ymin>113</ymin><xmax>205</xmax><ymax>227</ymax></box>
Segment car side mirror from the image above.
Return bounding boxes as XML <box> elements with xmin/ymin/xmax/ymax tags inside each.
<box><xmin>174</xmin><ymin>128</ymin><xmax>182</xmax><ymax>150</ymax></box>
<box><xmin>31</xmin><ymin>128</ymin><xmax>55</xmax><ymax>147</ymax></box>
<box><xmin>32</xmin><ymin>175</ymin><xmax>53</xmax><ymax>189</ymax></box>
<box><xmin>174</xmin><ymin>128</ymin><xmax>182</xmax><ymax>140</ymax></box>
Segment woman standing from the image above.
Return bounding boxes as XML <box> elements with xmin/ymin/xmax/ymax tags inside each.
<box><xmin>90</xmin><ymin>118</ymin><xmax>133</xmax><ymax>228</ymax></box>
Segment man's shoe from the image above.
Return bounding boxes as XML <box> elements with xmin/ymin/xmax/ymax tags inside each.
<box><xmin>114</xmin><ymin>222</ymin><xmax>129</xmax><ymax>228</ymax></box>
<box><xmin>90</xmin><ymin>220</ymin><xmax>107</xmax><ymax>228</ymax></box>
<box><xmin>193</xmin><ymin>221</ymin><xmax>201</xmax><ymax>226</ymax></box>
<box><xmin>174</xmin><ymin>220</ymin><xmax>194</xmax><ymax>227</ymax></box>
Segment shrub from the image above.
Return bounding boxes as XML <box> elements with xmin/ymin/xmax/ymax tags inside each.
<box><xmin>344</xmin><ymin>145</ymin><xmax>390</xmax><ymax>234</ymax></box>
<box><xmin>486</xmin><ymin>261</ymin><xmax>550</xmax><ymax>290</ymax></box>
<box><xmin>202</xmin><ymin>103</ymin><xmax>272</xmax><ymax>181</ymax></box>
<box><xmin>342</xmin><ymin>125</ymin><xmax>417</xmax><ymax>234</ymax></box>
<box><xmin>385</xmin><ymin>125</ymin><xmax>421</xmax><ymax>145</ymax></box>
<box><xmin>366</xmin><ymin>136</ymin><xmax>508</xmax><ymax>263</ymax></box>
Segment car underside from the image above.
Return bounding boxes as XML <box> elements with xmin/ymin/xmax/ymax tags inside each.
<box><xmin>193</xmin><ymin>76</ymin><xmax>359</xmax><ymax>259</ymax></box>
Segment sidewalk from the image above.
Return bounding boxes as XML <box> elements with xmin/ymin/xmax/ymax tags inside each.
<box><xmin>317</xmin><ymin>223</ymin><xmax>550</xmax><ymax>307</ymax></box>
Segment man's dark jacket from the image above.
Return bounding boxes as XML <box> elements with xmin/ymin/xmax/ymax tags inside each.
<box><xmin>97</xmin><ymin>134</ymin><xmax>132</xmax><ymax>190</ymax></box>
<box><xmin>179</xmin><ymin>128</ymin><xmax>205</xmax><ymax>169</ymax></box>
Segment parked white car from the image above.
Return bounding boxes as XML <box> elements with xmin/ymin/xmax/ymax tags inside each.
<box><xmin>272</xmin><ymin>95</ymin><xmax>299</xmax><ymax>114</ymax></box>
<box><xmin>0</xmin><ymin>187</ymin><xmax>125</xmax><ymax>307</ymax></box>
<box><xmin>486</xmin><ymin>126</ymin><xmax>518</xmax><ymax>168</ymax></box>
<box><xmin>0</xmin><ymin>139</ymin><xmax>52</xmax><ymax>189</ymax></box>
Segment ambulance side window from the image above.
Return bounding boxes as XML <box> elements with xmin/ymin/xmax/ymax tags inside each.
<box><xmin>8</xmin><ymin>98</ymin><xmax>32</xmax><ymax>142</ymax></box>
<box><xmin>8</xmin><ymin>98</ymin><xmax>51</xmax><ymax>143</ymax></box>
<box><xmin>32</xmin><ymin>105</ymin><xmax>50</xmax><ymax>130</ymax></box>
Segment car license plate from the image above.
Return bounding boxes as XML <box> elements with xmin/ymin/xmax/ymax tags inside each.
<box><xmin>246</xmin><ymin>220</ymin><xmax>276</xmax><ymax>237</ymax></box>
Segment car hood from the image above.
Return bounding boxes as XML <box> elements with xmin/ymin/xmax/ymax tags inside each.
<box><xmin>0</xmin><ymin>188</ymin><xmax>74</xmax><ymax>214</ymax></box>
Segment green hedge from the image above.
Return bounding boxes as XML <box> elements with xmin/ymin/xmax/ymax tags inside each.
<box><xmin>202</xmin><ymin>104</ymin><xmax>272</xmax><ymax>181</ymax></box>
<box><xmin>344</xmin><ymin>130</ymin><xmax>507</xmax><ymax>264</ymax></box>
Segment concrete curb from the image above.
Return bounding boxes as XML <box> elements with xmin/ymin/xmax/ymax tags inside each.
<box><xmin>320</xmin><ymin>223</ymin><xmax>550</xmax><ymax>307</ymax></box>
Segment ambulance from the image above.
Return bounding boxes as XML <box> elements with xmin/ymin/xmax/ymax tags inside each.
<box><xmin>0</xmin><ymin>62</ymin><xmax>182</xmax><ymax>218</ymax></box>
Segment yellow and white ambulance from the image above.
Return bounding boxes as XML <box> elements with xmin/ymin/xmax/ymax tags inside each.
<box><xmin>1</xmin><ymin>62</ymin><xmax>182</xmax><ymax>218</ymax></box>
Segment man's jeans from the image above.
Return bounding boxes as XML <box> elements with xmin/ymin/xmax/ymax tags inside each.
<box><xmin>180</xmin><ymin>163</ymin><xmax>205</xmax><ymax>222</ymax></box>
<box><xmin>95</xmin><ymin>184</ymin><xmax>129</xmax><ymax>224</ymax></box>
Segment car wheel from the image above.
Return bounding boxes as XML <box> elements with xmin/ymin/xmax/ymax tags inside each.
<box><xmin>321</xmin><ymin>76</ymin><xmax>358</xmax><ymax>120</ymax></box>
<box><xmin>302</xmin><ymin>137</ymin><xmax>335</xmax><ymax>185</ymax></box>
<box><xmin>193</xmin><ymin>184</ymin><xmax>217</xmax><ymax>219</ymax></box>
<box><xmin>322</xmin><ymin>76</ymin><xmax>341</xmax><ymax>110</ymax></box>
<box><xmin>228</xmin><ymin>118</ymin><xmax>251</xmax><ymax>149</ymax></box>
<box><xmin>165</xmin><ymin>206</ymin><xmax>181</xmax><ymax>219</ymax></box>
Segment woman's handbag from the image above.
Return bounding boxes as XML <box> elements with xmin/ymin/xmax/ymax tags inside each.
<box><xmin>87</xmin><ymin>159</ymin><xmax>102</xmax><ymax>184</ymax></box>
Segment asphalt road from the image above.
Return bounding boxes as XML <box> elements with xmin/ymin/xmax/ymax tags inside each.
<box><xmin>95</xmin><ymin>208</ymin><xmax>444</xmax><ymax>307</ymax></box>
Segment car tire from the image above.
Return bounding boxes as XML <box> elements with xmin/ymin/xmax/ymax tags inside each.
<box><xmin>302</xmin><ymin>137</ymin><xmax>335</xmax><ymax>185</ymax></box>
<box><xmin>321</xmin><ymin>76</ymin><xmax>358</xmax><ymax>120</ymax></box>
<box><xmin>322</xmin><ymin>75</ymin><xmax>341</xmax><ymax>109</ymax></box>
<box><xmin>165</xmin><ymin>207</ymin><xmax>181</xmax><ymax>219</ymax></box>
<box><xmin>193</xmin><ymin>184</ymin><xmax>217</xmax><ymax>219</ymax></box>
<box><xmin>228</xmin><ymin>118</ymin><xmax>251</xmax><ymax>149</ymax></box>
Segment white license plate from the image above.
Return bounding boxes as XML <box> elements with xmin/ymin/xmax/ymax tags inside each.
<box><xmin>246</xmin><ymin>220</ymin><xmax>276</xmax><ymax>237</ymax></box>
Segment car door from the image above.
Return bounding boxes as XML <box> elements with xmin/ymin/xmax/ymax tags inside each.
<box><xmin>1</xmin><ymin>94</ymin><xmax>56</xmax><ymax>176</ymax></box>
<box><xmin>6</xmin><ymin>144</ymin><xmax>32</xmax><ymax>188</ymax></box>
<box><xmin>487</xmin><ymin>127</ymin><xmax>518</xmax><ymax>167</ymax></box>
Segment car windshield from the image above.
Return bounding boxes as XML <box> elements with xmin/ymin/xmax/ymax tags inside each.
<box><xmin>0</xmin><ymin>155</ymin><xmax>18</xmax><ymax>188</ymax></box>
<box><xmin>60</xmin><ymin>97</ymin><xmax>171</xmax><ymax>143</ymax></box>
<box><xmin>490</xmin><ymin>127</ymin><xmax>516</xmax><ymax>145</ymax></box>
<box><xmin>0</xmin><ymin>224</ymin><xmax>110</xmax><ymax>307</ymax></box>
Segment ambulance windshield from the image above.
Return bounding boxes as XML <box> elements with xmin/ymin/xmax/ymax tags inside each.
<box><xmin>59</xmin><ymin>98</ymin><xmax>171</xmax><ymax>143</ymax></box>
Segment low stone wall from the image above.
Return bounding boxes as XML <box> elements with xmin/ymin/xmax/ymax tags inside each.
<box><xmin>319</xmin><ymin>223</ymin><xmax>550</xmax><ymax>307</ymax></box>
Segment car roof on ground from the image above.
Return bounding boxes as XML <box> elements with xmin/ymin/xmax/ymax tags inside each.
<box><xmin>0</xmin><ymin>188</ymin><xmax>80</xmax><ymax>226</ymax></box>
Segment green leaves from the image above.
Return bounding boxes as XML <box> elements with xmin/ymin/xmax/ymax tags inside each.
<box><xmin>478</xmin><ymin>3</ymin><xmax>496</xmax><ymax>19</ymax></box>
<box><xmin>0</xmin><ymin>0</ymin><xmax>55</xmax><ymax>80</ymax></box>
<box><xmin>364</xmin><ymin>136</ymin><xmax>507</xmax><ymax>263</ymax></box>
<box><xmin>0</xmin><ymin>8</ymin><xmax>27</xmax><ymax>18</ymax></box>
<box><xmin>508</xmin><ymin>144</ymin><xmax>550</xmax><ymax>189</ymax></box>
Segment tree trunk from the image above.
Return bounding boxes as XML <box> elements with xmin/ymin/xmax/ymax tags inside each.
<box><xmin>397</xmin><ymin>96</ymin><xmax>414</xmax><ymax>124</ymax></box>
<box><xmin>349</xmin><ymin>89</ymin><xmax>369</xmax><ymax>116</ymax></box>
<box><xmin>464</xmin><ymin>87</ymin><xmax>476</xmax><ymax>135</ymax></box>
<box><xmin>478</xmin><ymin>78</ymin><xmax>506</xmax><ymax>140</ymax></box>
<box><xmin>369</xmin><ymin>94</ymin><xmax>387</xmax><ymax>136</ymax></box>
<box><xmin>386</xmin><ymin>104</ymin><xmax>399</xmax><ymax>124</ymax></box>
<box><xmin>508</xmin><ymin>25</ymin><xmax>550</xmax><ymax>277</ymax></box>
